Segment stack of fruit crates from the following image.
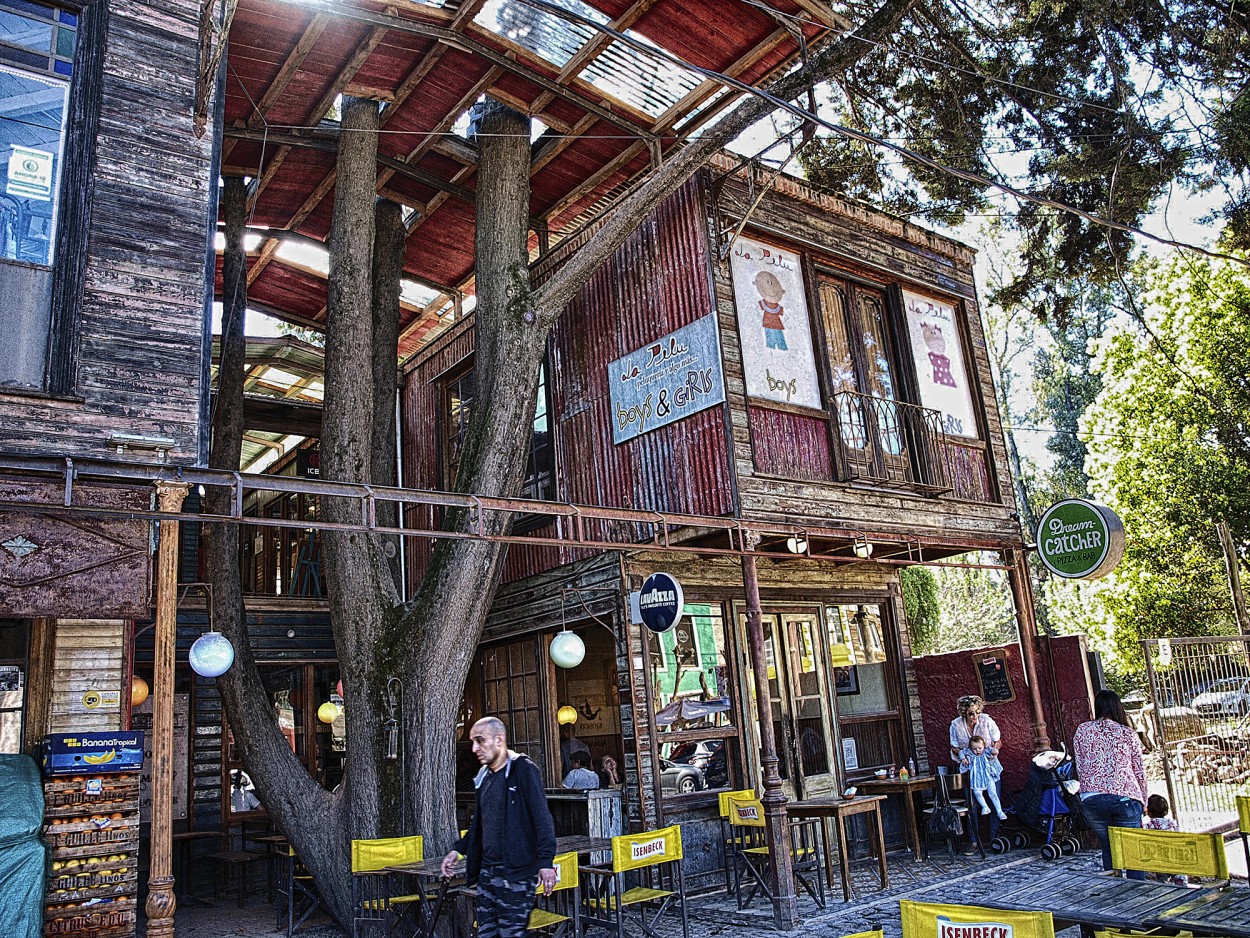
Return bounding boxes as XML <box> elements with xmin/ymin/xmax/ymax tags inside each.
<box><xmin>40</xmin><ymin>732</ymin><xmax>144</xmax><ymax>938</ymax></box>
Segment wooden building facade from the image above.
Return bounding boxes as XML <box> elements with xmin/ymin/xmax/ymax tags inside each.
<box><xmin>0</xmin><ymin>0</ymin><xmax>216</xmax><ymax>755</ymax></box>
<box><xmin>400</xmin><ymin>162</ymin><xmax>1027</xmax><ymax>878</ymax></box>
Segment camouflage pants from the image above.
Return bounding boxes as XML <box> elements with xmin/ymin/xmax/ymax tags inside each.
<box><xmin>476</xmin><ymin>865</ymin><xmax>533</xmax><ymax>938</ymax></box>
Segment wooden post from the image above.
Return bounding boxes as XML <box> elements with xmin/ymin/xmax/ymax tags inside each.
<box><xmin>741</xmin><ymin>553</ymin><xmax>798</xmax><ymax>930</ymax></box>
<box><xmin>1007</xmin><ymin>549</ymin><xmax>1050</xmax><ymax>752</ymax></box>
<box><xmin>144</xmin><ymin>480</ymin><xmax>189</xmax><ymax>938</ymax></box>
<box><xmin>1216</xmin><ymin>521</ymin><xmax>1250</xmax><ymax>635</ymax></box>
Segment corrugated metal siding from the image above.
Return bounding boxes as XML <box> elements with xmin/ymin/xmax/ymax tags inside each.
<box><xmin>400</xmin><ymin>179</ymin><xmax>735</xmax><ymax>587</ymax></box>
<box><xmin>748</xmin><ymin>405</ymin><xmax>835</xmax><ymax>482</ymax></box>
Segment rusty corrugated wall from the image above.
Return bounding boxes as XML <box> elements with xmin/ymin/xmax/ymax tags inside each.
<box><xmin>400</xmin><ymin>178</ymin><xmax>735</xmax><ymax>587</ymax></box>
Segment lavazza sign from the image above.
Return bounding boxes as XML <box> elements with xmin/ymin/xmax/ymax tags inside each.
<box><xmin>1035</xmin><ymin>499</ymin><xmax>1125</xmax><ymax>580</ymax></box>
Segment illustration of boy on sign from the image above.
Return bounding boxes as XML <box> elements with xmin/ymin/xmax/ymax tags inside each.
<box><xmin>755</xmin><ymin>270</ymin><xmax>787</xmax><ymax>350</ymax></box>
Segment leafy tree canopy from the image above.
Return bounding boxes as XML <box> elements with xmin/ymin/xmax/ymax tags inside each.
<box><xmin>1081</xmin><ymin>252</ymin><xmax>1250</xmax><ymax>668</ymax></box>
<box><xmin>801</xmin><ymin>0</ymin><xmax>1247</xmax><ymax>322</ymax></box>
<box><xmin>901</xmin><ymin>566</ymin><xmax>941</xmax><ymax>653</ymax></box>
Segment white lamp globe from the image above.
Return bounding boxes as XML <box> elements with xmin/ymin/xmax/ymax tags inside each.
<box><xmin>549</xmin><ymin>630</ymin><xmax>585</xmax><ymax>669</ymax></box>
<box><xmin>189</xmin><ymin>631</ymin><xmax>235</xmax><ymax>678</ymax></box>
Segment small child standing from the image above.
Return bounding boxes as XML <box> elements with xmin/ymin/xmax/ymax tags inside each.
<box><xmin>963</xmin><ymin>735</ymin><xmax>1007</xmax><ymax>820</ymax></box>
<box><xmin>1143</xmin><ymin>794</ymin><xmax>1188</xmax><ymax>886</ymax></box>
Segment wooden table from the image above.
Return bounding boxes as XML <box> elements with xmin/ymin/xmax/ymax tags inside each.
<box><xmin>858</xmin><ymin>775</ymin><xmax>936</xmax><ymax>861</ymax></box>
<box><xmin>1148</xmin><ymin>888</ymin><xmax>1250</xmax><ymax>938</ymax></box>
<box><xmin>788</xmin><ymin>795</ymin><xmax>889</xmax><ymax>902</ymax></box>
<box><xmin>981</xmin><ymin>869</ymin><xmax>1217</xmax><ymax>932</ymax></box>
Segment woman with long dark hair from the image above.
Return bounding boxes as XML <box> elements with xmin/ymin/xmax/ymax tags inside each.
<box><xmin>1073</xmin><ymin>689</ymin><xmax>1147</xmax><ymax>878</ymax></box>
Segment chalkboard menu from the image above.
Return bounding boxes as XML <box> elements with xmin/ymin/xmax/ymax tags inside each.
<box><xmin>973</xmin><ymin>653</ymin><xmax>1014</xmax><ymax>704</ymax></box>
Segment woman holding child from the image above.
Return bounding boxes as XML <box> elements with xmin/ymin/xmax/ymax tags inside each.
<box><xmin>1073</xmin><ymin>688</ymin><xmax>1148</xmax><ymax>880</ymax></box>
<box><xmin>948</xmin><ymin>694</ymin><xmax>1004</xmax><ymax>849</ymax></box>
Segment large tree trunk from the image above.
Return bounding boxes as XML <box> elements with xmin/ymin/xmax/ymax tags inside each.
<box><xmin>372</xmin><ymin>198</ymin><xmax>406</xmax><ymax>590</ymax></box>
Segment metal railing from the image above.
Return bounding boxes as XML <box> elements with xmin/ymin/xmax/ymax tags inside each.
<box><xmin>1142</xmin><ymin>635</ymin><xmax>1250</xmax><ymax>832</ymax></box>
<box><xmin>831</xmin><ymin>391</ymin><xmax>952</xmax><ymax>494</ymax></box>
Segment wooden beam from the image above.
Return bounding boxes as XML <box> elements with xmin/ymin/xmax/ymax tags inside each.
<box><xmin>790</xmin><ymin>0</ymin><xmax>853</xmax><ymax>31</ymax></box>
<box><xmin>545</xmin><ymin>140</ymin><xmax>646</xmax><ymax>223</ymax></box>
<box><xmin>248</xmin><ymin>26</ymin><xmax>390</xmax><ymax>209</ymax></box>
<box><xmin>530</xmin><ymin>112</ymin><xmax>598</xmax><ymax>174</ymax></box>
<box><xmin>221</xmin><ymin>15</ymin><xmax>331</xmax><ymax>165</ymax></box>
<box><xmin>247</xmin><ymin>236</ymin><xmax>281</xmax><ymax>286</ymax></box>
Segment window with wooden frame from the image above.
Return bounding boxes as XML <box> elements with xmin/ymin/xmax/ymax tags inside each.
<box><xmin>0</xmin><ymin>0</ymin><xmax>101</xmax><ymax>394</ymax></box>
<box><xmin>440</xmin><ymin>361</ymin><xmax>555</xmax><ymax>502</ymax></box>
<box><xmin>646</xmin><ymin>602</ymin><xmax>741</xmax><ymax>800</ymax></box>
<box><xmin>0</xmin><ymin>618</ymin><xmax>29</xmax><ymax>754</ymax></box>
<box><xmin>478</xmin><ymin>636</ymin><xmax>550</xmax><ymax>784</ymax></box>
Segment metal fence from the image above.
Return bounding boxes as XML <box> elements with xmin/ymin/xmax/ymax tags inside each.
<box><xmin>1142</xmin><ymin>636</ymin><xmax>1250</xmax><ymax>832</ymax></box>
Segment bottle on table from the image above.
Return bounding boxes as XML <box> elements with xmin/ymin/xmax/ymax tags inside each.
<box><xmin>907</xmin><ymin>757</ymin><xmax>917</xmax><ymax>776</ymax></box>
<box><xmin>899</xmin><ymin>765</ymin><xmax>909</xmax><ymax>781</ymax></box>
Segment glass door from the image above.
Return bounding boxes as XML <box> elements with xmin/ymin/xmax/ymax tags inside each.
<box><xmin>746</xmin><ymin>609</ymin><xmax>841</xmax><ymax>800</ymax></box>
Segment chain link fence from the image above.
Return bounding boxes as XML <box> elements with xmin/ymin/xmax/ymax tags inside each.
<box><xmin>1142</xmin><ymin>636</ymin><xmax>1250</xmax><ymax>832</ymax></box>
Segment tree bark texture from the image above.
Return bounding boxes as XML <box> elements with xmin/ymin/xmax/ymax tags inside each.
<box><xmin>372</xmin><ymin>198</ymin><xmax>405</xmax><ymax>590</ymax></box>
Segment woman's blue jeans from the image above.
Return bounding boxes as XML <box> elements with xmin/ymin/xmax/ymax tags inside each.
<box><xmin>1081</xmin><ymin>794</ymin><xmax>1145</xmax><ymax>880</ymax></box>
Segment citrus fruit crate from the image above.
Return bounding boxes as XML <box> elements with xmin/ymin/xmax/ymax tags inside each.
<box><xmin>44</xmin><ymin>775</ymin><xmax>140</xmax><ymax>816</ymax></box>
<box><xmin>45</xmin><ymin>819</ymin><xmax>140</xmax><ymax>856</ymax></box>
<box><xmin>44</xmin><ymin>896</ymin><xmax>136</xmax><ymax>934</ymax></box>
<box><xmin>48</xmin><ymin>866</ymin><xmax>138</xmax><ymax>901</ymax></box>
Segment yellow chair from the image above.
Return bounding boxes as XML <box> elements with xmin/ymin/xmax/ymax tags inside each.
<box><xmin>1237</xmin><ymin>794</ymin><xmax>1250</xmax><ymax>879</ymax></box>
<box><xmin>1107</xmin><ymin>827</ymin><xmax>1229</xmax><ymax>883</ymax></box>
<box><xmin>580</xmin><ymin>825</ymin><xmax>687</xmax><ymax>938</ymax></box>
<box><xmin>349</xmin><ymin>835</ymin><xmax>426</xmax><ymax>938</ymax></box>
<box><xmin>527</xmin><ymin>850</ymin><xmax>580</xmax><ymax>936</ymax></box>
<box><xmin>899</xmin><ymin>900</ymin><xmax>1055</xmax><ymax>938</ymax></box>
<box><xmin>841</xmin><ymin>932</ymin><xmax>884</xmax><ymax>938</ymax></box>
<box><xmin>725</xmin><ymin>795</ymin><xmax>824</xmax><ymax>910</ymax></box>
<box><xmin>716</xmin><ymin>788</ymin><xmax>756</xmax><ymax>895</ymax></box>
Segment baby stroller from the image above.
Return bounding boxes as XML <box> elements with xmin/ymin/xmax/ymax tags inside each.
<box><xmin>992</xmin><ymin>748</ymin><xmax>1085</xmax><ymax>858</ymax></box>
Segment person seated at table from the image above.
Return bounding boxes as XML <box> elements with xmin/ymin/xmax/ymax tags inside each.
<box><xmin>964</xmin><ymin>735</ymin><xmax>1007</xmax><ymax>820</ymax></box>
<box><xmin>597</xmin><ymin>754</ymin><xmax>621</xmax><ymax>788</ymax></box>
<box><xmin>562</xmin><ymin>751</ymin><xmax>600</xmax><ymax>790</ymax></box>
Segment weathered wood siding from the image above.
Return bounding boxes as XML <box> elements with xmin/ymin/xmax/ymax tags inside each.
<box><xmin>710</xmin><ymin>159</ymin><xmax>1021</xmax><ymax>546</ymax></box>
<box><xmin>46</xmin><ymin>618</ymin><xmax>126</xmax><ymax>733</ymax></box>
<box><xmin>0</xmin><ymin>0</ymin><xmax>216</xmax><ymax>465</ymax></box>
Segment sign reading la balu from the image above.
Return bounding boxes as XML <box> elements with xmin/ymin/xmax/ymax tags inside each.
<box><xmin>1036</xmin><ymin>499</ymin><xmax>1125</xmax><ymax>579</ymax></box>
<box><xmin>606</xmin><ymin>315</ymin><xmax>726</xmax><ymax>444</ymax></box>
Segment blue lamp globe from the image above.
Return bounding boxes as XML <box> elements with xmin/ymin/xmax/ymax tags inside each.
<box><xmin>189</xmin><ymin>631</ymin><xmax>235</xmax><ymax>678</ymax></box>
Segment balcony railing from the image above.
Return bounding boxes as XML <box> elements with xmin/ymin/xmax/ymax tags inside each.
<box><xmin>831</xmin><ymin>391</ymin><xmax>952</xmax><ymax>495</ymax></box>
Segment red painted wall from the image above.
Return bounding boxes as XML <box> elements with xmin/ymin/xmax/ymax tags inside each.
<box><xmin>913</xmin><ymin>635</ymin><xmax>1094</xmax><ymax>794</ymax></box>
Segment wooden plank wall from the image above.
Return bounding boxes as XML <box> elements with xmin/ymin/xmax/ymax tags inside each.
<box><xmin>0</xmin><ymin>0</ymin><xmax>215</xmax><ymax>465</ymax></box>
<box><xmin>47</xmin><ymin>618</ymin><xmax>126</xmax><ymax>733</ymax></box>
<box><xmin>709</xmin><ymin>163</ymin><xmax>1022</xmax><ymax>547</ymax></box>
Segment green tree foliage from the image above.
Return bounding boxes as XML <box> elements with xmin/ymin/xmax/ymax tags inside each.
<box><xmin>1082</xmin><ymin>253</ymin><xmax>1250</xmax><ymax>669</ymax></box>
<box><xmin>901</xmin><ymin>566</ymin><xmax>941</xmax><ymax>653</ymax></box>
<box><xmin>799</xmin><ymin>0</ymin><xmax>1246</xmax><ymax>322</ymax></box>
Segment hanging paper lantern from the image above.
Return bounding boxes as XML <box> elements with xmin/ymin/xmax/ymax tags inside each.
<box><xmin>557</xmin><ymin>705</ymin><xmax>578</xmax><ymax>726</ymax></box>
<box><xmin>549</xmin><ymin>630</ymin><xmax>585</xmax><ymax>669</ymax></box>
<box><xmin>188</xmin><ymin>631</ymin><xmax>235</xmax><ymax>678</ymax></box>
<box><xmin>317</xmin><ymin>701</ymin><xmax>341</xmax><ymax>724</ymax></box>
<box><xmin>130</xmin><ymin>675</ymin><xmax>150</xmax><ymax>708</ymax></box>
<box><xmin>336</xmin><ymin>679</ymin><xmax>343</xmax><ymax>699</ymax></box>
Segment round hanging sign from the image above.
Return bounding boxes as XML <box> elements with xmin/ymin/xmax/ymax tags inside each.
<box><xmin>639</xmin><ymin>572</ymin><xmax>684</xmax><ymax>633</ymax></box>
<box><xmin>1036</xmin><ymin>499</ymin><xmax>1125</xmax><ymax>579</ymax></box>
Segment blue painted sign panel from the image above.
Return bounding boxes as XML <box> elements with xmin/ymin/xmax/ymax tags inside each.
<box><xmin>606</xmin><ymin>314</ymin><xmax>726</xmax><ymax>445</ymax></box>
<box><xmin>639</xmin><ymin>572</ymin><xmax>684</xmax><ymax>633</ymax></box>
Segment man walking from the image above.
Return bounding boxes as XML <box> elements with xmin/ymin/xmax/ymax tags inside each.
<box><xmin>442</xmin><ymin>717</ymin><xmax>557</xmax><ymax>937</ymax></box>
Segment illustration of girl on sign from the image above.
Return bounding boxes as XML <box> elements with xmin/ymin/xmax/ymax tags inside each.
<box><xmin>755</xmin><ymin>270</ymin><xmax>787</xmax><ymax>350</ymax></box>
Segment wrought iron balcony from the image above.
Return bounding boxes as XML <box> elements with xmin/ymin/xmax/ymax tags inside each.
<box><xmin>830</xmin><ymin>391</ymin><xmax>952</xmax><ymax>494</ymax></box>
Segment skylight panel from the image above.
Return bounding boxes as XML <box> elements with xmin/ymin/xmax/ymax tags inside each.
<box><xmin>276</xmin><ymin>239</ymin><xmax>330</xmax><ymax>275</ymax></box>
<box><xmin>579</xmin><ymin>34</ymin><xmax>703</xmax><ymax>118</ymax></box>
<box><xmin>474</xmin><ymin>0</ymin><xmax>606</xmax><ymax>70</ymax></box>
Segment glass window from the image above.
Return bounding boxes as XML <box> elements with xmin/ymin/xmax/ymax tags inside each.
<box><xmin>648</xmin><ymin>603</ymin><xmax>739</xmax><ymax>799</ymax></box>
<box><xmin>827</xmin><ymin>603</ymin><xmax>905</xmax><ymax>773</ymax></box>
<box><xmin>443</xmin><ymin>363</ymin><xmax>555</xmax><ymax>501</ymax></box>
<box><xmin>0</xmin><ymin>619</ymin><xmax>28</xmax><ymax>754</ymax></box>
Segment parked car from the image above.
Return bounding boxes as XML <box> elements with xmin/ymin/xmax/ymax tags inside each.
<box><xmin>1189</xmin><ymin>676</ymin><xmax>1250</xmax><ymax>717</ymax></box>
<box><xmin>660</xmin><ymin>758</ymin><xmax>706</xmax><ymax>795</ymax></box>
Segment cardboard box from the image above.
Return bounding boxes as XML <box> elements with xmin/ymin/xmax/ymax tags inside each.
<box><xmin>42</xmin><ymin>733</ymin><xmax>144</xmax><ymax>776</ymax></box>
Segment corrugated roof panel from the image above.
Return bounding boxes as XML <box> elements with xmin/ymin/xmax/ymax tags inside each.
<box><xmin>474</xmin><ymin>0</ymin><xmax>606</xmax><ymax>70</ymax></box>
<box><xmin>579</xmin><ymin>34</ymin><xmax>702</xmax><ymax>118</ymax></box>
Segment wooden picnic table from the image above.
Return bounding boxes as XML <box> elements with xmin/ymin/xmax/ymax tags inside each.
<box><xmin>788</xmin><ymin>795</ymin><xmax>889</xmax><ymax>902</ymax></box>
<box><xmin>981</xmin><ymin>869</ymin><xmax>1218</xmax><ymax>933</ymax></box>
<box><xmin>1149</xmin><ymin>887</ymin><xmax>1250</xmax><ymax>938</ymax></box>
